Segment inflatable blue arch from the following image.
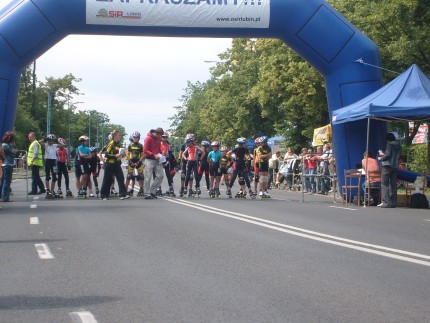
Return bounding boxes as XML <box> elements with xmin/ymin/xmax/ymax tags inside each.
<box><xmin>0</xmin><ymin>0</ymin><xmax>388</xmax><ymax>190</ymax></box>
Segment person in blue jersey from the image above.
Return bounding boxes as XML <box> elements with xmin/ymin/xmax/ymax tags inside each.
<box><xmin>207</xmin><ymin>140</ymin><xmax>222</xmax><ymax>197</ymax></box>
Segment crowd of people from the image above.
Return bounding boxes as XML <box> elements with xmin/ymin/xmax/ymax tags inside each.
<box><xmin>267</xmin><ymin>142</ymin><xmax>336</xmax><ymax>195</ymax></box>
<box><xmin>0</xmin><ymin>128</ymin><xmax>403</xmax><ymax>207</ymax></box>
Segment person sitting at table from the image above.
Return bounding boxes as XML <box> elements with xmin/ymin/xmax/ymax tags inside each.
<box><xmin>362</xmin><ymin>151</ymin><xmax>381</xmax><ymax>205</ymax></box>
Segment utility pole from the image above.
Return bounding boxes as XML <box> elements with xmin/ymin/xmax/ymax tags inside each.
<box><xmin>47</xmin><ymin>92</ymin><xmax>52</xmax><ymax>135</ymax></box>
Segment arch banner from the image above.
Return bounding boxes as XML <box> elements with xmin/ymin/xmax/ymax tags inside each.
<box><xmin>86</xmin><ymin>0</ymin><xmax>271</xmax><ymax>28</ymax></box>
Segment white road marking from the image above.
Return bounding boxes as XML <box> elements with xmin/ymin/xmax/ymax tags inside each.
<box><xmin>69</xmin><ymin>311</ymin><xmax>98</xmax><ymax>323</ymax></box>
<box><xmin>167</xmin><ymin>198</ymin><xmax>430</xmax><ymax>267</ymax></box>
<box><xmin>424</xmin><ymin>219</ymin><xmax>430</xmax><ymax>222</ymax></box>
<box><xmin>30</xmin><ymin>204</ymin><xmax>37</xmax><ymax>209</ymax></box>
<box><xmin>34</xmin><ymin>243</ymin><xmax>54</xmax><ymax>259</ymax></box>
<box><xmin>30</xmin><ymin>217</ymin><xmax>39</xmax><ymax>224</ymax></box>
<box><xmin>329</xmin><ymin>205</ymin><xmax>357</xmax><ymax>211</ymax></box>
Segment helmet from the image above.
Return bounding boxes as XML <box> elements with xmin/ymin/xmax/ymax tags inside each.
<box><xmin>220</xmin><ymin>146</ymin><xmax>228</xmax><ymax>152</ymax></box>
<box><xmin>211</xmin><ymin>141</ymin><xmax>220</xmax><ymax>147</ymax></box>
<box><xmin>57</xmin><ymin>137</ymin><xmax>66</xmax><ymax>145</ymax></box>
<box><xmin>185</xmin><ymin>133</ymin><xmax>194</xmax><ymax>141</ymax></box>
<box><xmin>254</xmin><ymin>137</ymin><xmax>260</xmax><ymax>144</ymax></box>
<box><xmin>201</xmin><ymin>140</ymin><xmax>210</xmax><ymax>147</ymax></box>
<box><xmin>259</xmin><ymin>136</ymin><xmax>268</xmax><ymax>143</ymax></box>
<box><xmin>186</xmin><ymin>135</ymin><xmax>195</xmax><ymax>143</ymax></box>
<box><xmin>161</xmin><ymin>132</ymin><xmax>169</xmax><ymax>138</ymax></box>
<box><xmin>237</xmin><ymin>137</ymin><xmax>246</xmax><ymax>144</ymax></box>
<box><xmin>79</xmin><ymin>135</ymin><xmax>89</xmax><ymax>142</ymax></box>
<box><xmin>132</xmin><ymin>131</ymin><xmax>140</xmax><ymax>139</ymax></box>
<box><xmin>185</xmin><ymin>133</ymin><xmax>195</xmax><ymax>143</ymax></box>
<box><xmin>46</xmin><ymin>134</ymin><xmax>56</xmax><ymax>141</ymax></box>
<box><xmin>89</xmin><ymin>147</ymin><xmax>98</xmax><ymax>153</ymax></box>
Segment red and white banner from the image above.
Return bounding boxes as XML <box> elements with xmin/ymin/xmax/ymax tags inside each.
<box><xmin>411</xmin><ymin>124</ymin><xmax>428</xmax><ymax>144</ymax></box>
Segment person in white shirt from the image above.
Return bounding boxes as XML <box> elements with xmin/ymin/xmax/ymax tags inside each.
<box><xmin>40</xmin><ymin>134</ymin><xmax>59</xmax><ymax>197</ymax></box>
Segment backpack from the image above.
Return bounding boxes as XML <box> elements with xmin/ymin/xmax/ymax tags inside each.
<box><xmin>409</xmin><ymin>193</ymin><xmax>429</xmax><ymax>209</ymax></box>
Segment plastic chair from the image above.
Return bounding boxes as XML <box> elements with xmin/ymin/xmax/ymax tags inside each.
<box><xmin>342</xmin><ymin>169</ymin><xmax>362</xmax><ymax>206</ymax></box>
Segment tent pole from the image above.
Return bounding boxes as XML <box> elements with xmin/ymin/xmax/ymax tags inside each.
<box><xmin>364</xmin><ymin>117</ymin><xmax>371</xmax><ymax>207</ymax></box>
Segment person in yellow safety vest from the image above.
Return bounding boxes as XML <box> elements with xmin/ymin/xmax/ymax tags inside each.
<box><xmin>27</xmin><ymin>132</ymin><xmax>46</xmax><ymax>195</ymax></box>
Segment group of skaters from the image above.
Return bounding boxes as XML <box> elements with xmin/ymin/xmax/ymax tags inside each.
<box><xmin>26</xmin><ymin>128</ymin><xmax>318</xmax><ymax>201</ymax></box>
<box><xmin>26</xmin><ymin>132</ymin><xmax>100</xmax><ymax>199</ymax></box>
<box><xmin>177</xmin><ymin>134</ymin><xmax>273</xmax><ymax>199</ymax></box>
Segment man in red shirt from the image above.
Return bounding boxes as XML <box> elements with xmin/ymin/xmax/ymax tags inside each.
<box><xmin>143</xmin><ymin>128</ymin><xmax>164</xmax><ymax>199</ymax></box>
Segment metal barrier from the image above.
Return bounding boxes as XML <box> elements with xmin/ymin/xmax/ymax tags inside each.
<box><xmin>272</xmin><ymin>154</ymin><xmax>339</xmax><ymax>203</ymax></box>
<box><xmin>12</xmin><ymin>150</ymin><xmax>29</xmax><ymax>200</ymax></box>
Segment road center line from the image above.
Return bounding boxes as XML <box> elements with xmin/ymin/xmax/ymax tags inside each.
<box><xmin>69</xmin><ymin>311</ymin><xmax>98</xmax><ymax>323</ymax></box>
<box><xmin>34</xmin><ymin>243</ymin><xmax>54</xmax><ymax>259</ymax></box>
<box><xmin>166</xmin><ymin>198</ymin><xmax>430</xmax><ymax>267</ymax></box>
<box><xmin>30</xmin><ymin>217</ymin><xmax>39</xmax><ymax>224</ymax></box>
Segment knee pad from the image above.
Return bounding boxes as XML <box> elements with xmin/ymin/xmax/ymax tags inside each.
<box><xmin>45</xmin><ymin>174</ymin><xmax>51</xmax><ymax>181</ymax></box>
<box><xmin>238</xmin><ymin>177</ymin><xmax>245</xmax><ymax>186</ymax></box>
<box><xmin>254</xmin><ymin>174</ymin><xmax>260</xmax><ymax>183</ymax></box>
<box><xmin>181</xmin><ymin>172</ymin><xmax>186</xmax><ymax>181</ymax></box>
<box><xmin>126</xmin><ymin>173</ymin><xmax>134</xmax><ymax>180</ymax></box>
<box><xmin>259</xmin><ymin>175</ymin><xmax>268</xmax><ymax>183</ymax></box>
<box><xmin>138</xmin><ymin>173</ymin><xmax>145</xmax><ymax>181</ymax></box>
<box><xmin>189</xmin><ymin>173</ymin><xmax>194</xmax><ymax>181</ymax></box>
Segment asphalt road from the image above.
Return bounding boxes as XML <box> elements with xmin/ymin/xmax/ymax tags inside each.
<box><xmin>1</xmin><ymin>173</ymin><xmax>430</xmax><ymax>322</ymax></box>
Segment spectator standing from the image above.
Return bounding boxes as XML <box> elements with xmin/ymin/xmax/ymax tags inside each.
<box><xmin>1</xmin><ymin>131</ymin><xmax>17</xmax><ymax>202</ymax></box>
<box><xmin>300</xmin><ymin>148</ymin><xmax>309</xmax><ymax>193</ymax></box>
<box><xmin>143</xmin><ymin>128</ymin><xmax>164</xmax><ymax>199</ymax></box>
<box><xmin>307</xmin><ymin>148</ymin><xmax>317</xmax><ymax>194</ymax></box>
<box><xmin>378</xmin><ymin>132</ymin><xmax>402</xmax><ymax>208</ymax></box>
<box><xmin>283</xmin><ymin>147</ymin><xmax>298</xmax><ymax>190</ymax></box>
<box><xmin>27</xmin><ymin>132</ymin><xmax>45</xmax><ymax>195</ymax></box>
<box><xmin>268</xmin><ymin>151</ymin><xmax>280</xmax><ymax>189</ymax></box>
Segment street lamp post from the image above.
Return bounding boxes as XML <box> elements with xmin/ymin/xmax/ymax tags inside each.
<box><xmin>67</xmin><ymin>98</ymin><xmax>83</xmax><ymax>155</ymax></box>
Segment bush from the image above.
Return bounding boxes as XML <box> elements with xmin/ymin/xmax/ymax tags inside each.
<box><xmin>407</xmin><ymin>144</ymin><xmax>428</xmax><ymax>174</ymax></box>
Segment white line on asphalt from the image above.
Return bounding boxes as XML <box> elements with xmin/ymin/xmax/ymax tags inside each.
<box><xmin>34</xmin><ymin>243</ymin><xmax>54</xmax><ymax>259</ymax></box>
<box><xmin>69</xmin><ymin>311</ymin><xmax>98</xmax><ymax>323</ymax></box>
<box><xmin>424</xmin><ymin>219</ymin><xmax>430</xmax><ymax>222</ymax></box>
<box><xmin>167</xmin><ymin>198</ymin><xmax>430</xmax><ymax>267</ymax></box>
<box><xmin>329</xmin><ymin>205</ymin><xmax>357</xmax><ymax>211</ymax></box>
<box><xmin>30</xmin><ymin>217</ymin><xmax>39</xmax><ymax>224</ymax></box>
<box><xmin>30</xmin><ymin>204</ymin><xmax>37</xmax><ymax>209</ymax></box>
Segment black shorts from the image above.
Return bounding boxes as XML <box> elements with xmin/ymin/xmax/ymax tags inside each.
<box><xmin>209</xmin><ymin>162</ymin><xmax>221</xmax><ymax>177</ymax></box>
<box><xmin>259</xmin><ymin>161</ymin><xmax>269</xmax><ymax>172</ymax></box>
<box><xmin>80</xmin><ymin>160</ymin><xmax>91</xmax><ymax>175</ymax></box>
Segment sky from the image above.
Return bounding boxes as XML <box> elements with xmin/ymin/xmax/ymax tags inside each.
<box><xmin>0</xmin><ymin>0</ymin><xmax>232</xmax><ymax>137</ymax></box>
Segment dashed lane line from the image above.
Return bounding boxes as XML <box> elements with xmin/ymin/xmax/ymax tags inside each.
<box><xmin>30</xmin><ymin>217</ymin><xmax>39</xmax><ymax>224</ymax></box>
<box><xmin>34</xmin><ymin>243</ymin><xmax>54</xmax><ymax>259</ymax></box>
<box><xmin>69</xmin><ymin>311</ymin><xmax>98</xmax><ymax>323</ymax></box>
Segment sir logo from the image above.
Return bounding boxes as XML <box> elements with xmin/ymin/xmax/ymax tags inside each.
<box><xmin>109</xmin><ymin>11</ymin><xmax>124</xmax><ymax>18</ymax></box>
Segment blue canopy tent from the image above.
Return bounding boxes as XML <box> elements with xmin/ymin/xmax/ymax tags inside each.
<box><xmin>332</xmin><ymin>64</ymin><xmax>430</xmax><ymax>188</ymax></box>
<box><xmin>268</xmin><ymin>136</ymin><xmax>285</xmax><ymax>154</ymax></box>
<box><xmin>332</xmin><ymin>64</ymin><xmax>430</xmax><ymax>124</ymax></box>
